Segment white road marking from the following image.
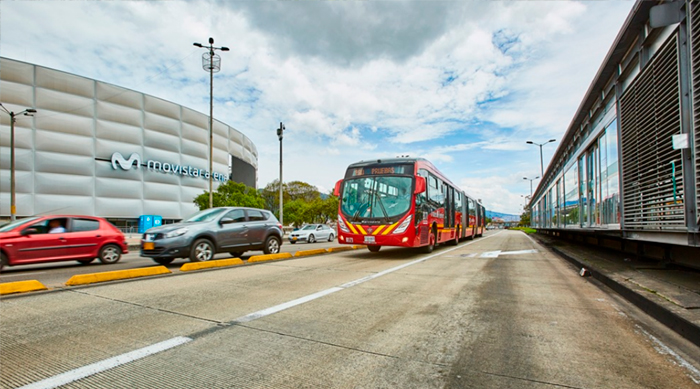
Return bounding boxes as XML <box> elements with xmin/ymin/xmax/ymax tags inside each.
<box><xmin>21</xmin><ymin>231</ymin><xmax>505</xmax><ymax>388</ymax></box>
<box><xmin>19</xmin><ymin>336</ymin><xmax>192</xmax><ymax>389</ymax></box>
<box><xmin>236</xmin><ymin>288</ymin><xmax>344</xmax><ymax>323</ymax></box>
<box><xmin>501</xmin><ymin>249</ymin><xmax>537</xmax><ymax>255</ymax></box>
<box><xmin>478</xmin><ymin>249</ymin><xmax>536</xmax><ymax>258</ymax></box>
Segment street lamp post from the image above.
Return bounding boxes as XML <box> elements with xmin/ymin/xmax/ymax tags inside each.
<box><xmin>194</xmin><ymin>37</ymin><xmax>229</xmax><ymax>209</ymax></box>
<box><xmin>277</xmin><ymin>122</ymin><xmax>285</xmax><ymax>226</ymax></box>
<box><xmin>523</xmin><ymin>176</ymin><xmax>539</xmax><ymax>198</ymax></box>
<box><xmin>1</xmin><ymin>104</ymin><xmax>37</xmax><ymax>221</ymax></box>
<box><xmin>526</xmin><ymin>139</ymin><xmax>556</xmax><ymax>177</ymax></box>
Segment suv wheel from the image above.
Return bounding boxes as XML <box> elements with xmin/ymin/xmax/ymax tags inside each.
<box><xmin>263</xmin><ymin>236</ymin><xmax>281</xmax><ymax>254</ymax></box>
<box><xmin>190</xmin><ymin>239</ymin><xmax>214</xmax><ymax>262</ymax></box>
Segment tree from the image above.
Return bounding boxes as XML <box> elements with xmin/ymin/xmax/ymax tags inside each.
<box><xmin>519</xmin><ymin>211</ymin><xmax>531</xmax><ymax>227</ymax></box>
<box><xmin>193</xmin><ymin>181</ymin><xmax>265</xmax><ymax>210</ymax></box>
<box><xmin>286</xmin><ymin>181</ymin><xmax>320</xmax><ymax>202</ymax></box>
<box><xmin>261</xmin><ymin>179</ymin><xmax>289</xmax><ymax>216</ymax></box>
<box><xmin>318</xmin><ymin>193</ymin><xmax>339</xmax><ymax>223</ymax></box>
<box><xmin>282</xmin><ymin>199</ymin><xmax>309</xmax><ymax>227</ymax></box>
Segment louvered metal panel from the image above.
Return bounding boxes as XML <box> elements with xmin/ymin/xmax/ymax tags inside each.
<box><xmin>692</xmin><ymin>1</ymin><xmax>700</xmax><ymax>223</ymax></box>
<box><xmin>620</xmin><ymin>34</ymin><xmax>685</xmax><ymax>230</ymax></box>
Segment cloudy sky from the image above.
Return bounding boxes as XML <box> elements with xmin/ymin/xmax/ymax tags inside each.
<box><xmin>0</xmin><ymin>0</ymin><xmax>634</xmax><ymax>215</ymax></box>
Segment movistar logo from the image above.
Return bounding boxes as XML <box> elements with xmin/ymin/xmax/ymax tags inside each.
<box><xmin>111</xmin><ymin>152</ymin><xmax>141</xmax><ymax>170</ymax></box>
<box><xmin>107</xmin><ymin>151</ymin><xmax>228</xmax><ymax>183</ymax></box>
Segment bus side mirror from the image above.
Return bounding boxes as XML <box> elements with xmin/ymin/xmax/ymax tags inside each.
<box><xmin>333</xmin><ymin>180</ymin><xmax>342</xmax><ymax>197</ymax></box>
<box><xmin>414</xmin><ymin>177</ymin><xmax>426</xmax><ymax>194</ymax></box>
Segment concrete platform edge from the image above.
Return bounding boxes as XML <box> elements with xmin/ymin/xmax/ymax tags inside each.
<box><xmin>544</xmin><ymin>241</ymin><xmax>700</xmax><ymax>349</ymax></box>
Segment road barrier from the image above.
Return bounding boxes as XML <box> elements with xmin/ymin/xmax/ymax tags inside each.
<box><xmin>327</xmin><ymin>246</ymin><xmax>355</xmax><ymax>253</ymax></box>
<box><xmin>295</xmin><ymin>248</ymin><xmax>329</xmax><ymax>257</ymax></box>
<box><xmin>247</xmin><ymin>252</ymin><xmax>293</xmax><ymax>263</ymax></box>
<box><xmin>5</xmin><ymin>245</ymin><xmax>369</xmax><ymax>295</ymax></box>
<box><xmin>65</xmin><ymin>266</ymin><xmax>171</xmax><ymax>286</ymax></box>
<box><xmin>0</xmin><ymin>280</ymin><xmax>48</xmax><ymax>295</ymax></box>
<box><xmin>180</xmin><ymin>258</ymin><xmax>244</xmax><ymax>272</ymax></box>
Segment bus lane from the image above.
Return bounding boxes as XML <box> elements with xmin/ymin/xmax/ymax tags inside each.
<box><xmin>1</xmin><ymin>231</ymin><xmax>698</xmax><ymax>388</ymax></box>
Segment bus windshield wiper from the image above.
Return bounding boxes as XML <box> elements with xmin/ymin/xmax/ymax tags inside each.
<box><xmin>370</xmin><ymin>190</ymin><xmax>390</xmax><ymax>223</ymax></box>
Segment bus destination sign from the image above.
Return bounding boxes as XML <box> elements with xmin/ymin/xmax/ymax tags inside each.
<box><xmin>346</xmin><ymin>164</ymin><xmax>412</xmax><ymax>178</ymax></box>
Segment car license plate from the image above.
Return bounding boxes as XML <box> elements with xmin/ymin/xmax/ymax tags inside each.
<box><xmin>143</xmin><ymin>242</ymin><xmax>154</xmax><ymax>250</ymax></box>
<box><xmin>364</xmin><ymin>235</ymin><xmax>375</xmax><ymax>244</ymax></box>
<box><xmin>292</xmin><ymin>237</ymin><xmax>297</xmax><ymax>241</ymax></box>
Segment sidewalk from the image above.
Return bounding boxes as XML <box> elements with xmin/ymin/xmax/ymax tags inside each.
<box><xmin>125</xmin><ymin>236</ymin><xmax>141</xmax><ymax>251</ymax></box>
<box><xmin>532</xmin><ymin>233</ymin><xmax>700</xmax><ymax>348</ymax></box>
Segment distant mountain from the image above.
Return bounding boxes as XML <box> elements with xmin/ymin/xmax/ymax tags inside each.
<box><xmin>486</xmin><ymin>210</ymin><xmax>520</xmax><ymax>222</ymax></box>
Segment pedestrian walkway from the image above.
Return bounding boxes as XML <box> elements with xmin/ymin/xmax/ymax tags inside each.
<box><xmin>532</xmin><ymin>233</ymin><xmax>700</xmax><ymax>348</ymax></box>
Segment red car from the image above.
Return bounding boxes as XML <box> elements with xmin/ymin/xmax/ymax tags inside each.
<box><xmin>0</xmin><ymin>215</ymin><xmax>128</xmax><ymax>272</ymax></box>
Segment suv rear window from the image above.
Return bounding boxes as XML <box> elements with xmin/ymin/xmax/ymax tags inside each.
<box><xmin>246</xmin><ymin>210</ymin><xmax>268</xmax><ymax>221</ymax></box>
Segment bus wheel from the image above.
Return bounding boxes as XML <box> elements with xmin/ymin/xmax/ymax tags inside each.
<box><xmin>450</xmin><ymin>227</ymin><xmax>460</xmax><ymax>246</ymax></box>
<box><xmin>367</xmin><ymin>245</ymin><xmax>381</xmax><ymax>252</ymax></box>
<box><xmin>422</xmin><ymin>232</ymin><xmax>435</xmax><ymax>253</ymax></box>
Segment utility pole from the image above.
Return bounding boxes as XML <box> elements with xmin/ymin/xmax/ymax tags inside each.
<box><xmin>1</xmin><ymin>104</ymin><xmax>37</xmax><ymax>220</ymax></box>
<box><xmin>277</xmin><ymin>122</ymin><xmax>285</xmax><ymax>226</ymax></box>
<box><xmin>194</xmin><ymin>37</ymin><xmax>229</xmax><ymax>208</ymax></box>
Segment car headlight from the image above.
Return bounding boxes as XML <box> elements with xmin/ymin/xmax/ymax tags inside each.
<box><xmin>392</xmin><ymin>215</ymin><xmax>412</xmax><ymax>234</ymax></box>
<box><xmin>338</xmin><ymin>216</ymin><xmax>350</xmax><ymax>233</ymax></box>
<box><xmin>165</xmin><ymin>227</ymin><xmax>188</xmax><ymax>238</ymax></box>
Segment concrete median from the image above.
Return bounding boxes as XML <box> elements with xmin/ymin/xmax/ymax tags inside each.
<box><xmin>65</xmin><ymin>266</ymin><xmax>171</xmax><ymax>286</ymax></box>
<box><xmin>0</xmin><ymin>280</ymin><xmax>48</xmax><ymax>295</ymax></box>
<box><xmin>327</xmin><ymin>246</ymin><xmax>355</xmax><ymax>253</ymax></box>
<box><xmin>294</xmin><ymin>248</ymin><xmax>329</xmax><ymax>257</ymax></box>
<box><xmin>247</xmin><ymin>253</ymin><xmax>293</xmax><ymax>263</ymax></box>
<box><xmin>180</xmin><ymin>258</ymin><xmax>244</xmax><ymax>272</ymax></box>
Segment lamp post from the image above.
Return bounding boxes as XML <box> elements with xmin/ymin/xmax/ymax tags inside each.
<box><xmin>526</xmin><ymin>139</ymin><xmax>556</xmax><ymax>177</ymax></box>
<box><xmin>277</xmin><ymin>122</ymin><xmax>285</xmax><ymax>226</ymax></box>
<box><xmin>194</xmin><ymin>37</ymin><xmax>229</xmax><ymax>209</ymax></box>
<box><xmin>523</xmin><ymin>176</ymin><xmax>539</xmax><ymax>198</ymax></box>
<box><xmin>0</xmin><ymin>104</ymin><xmax>37</xmax><ymax>221</ymax></box>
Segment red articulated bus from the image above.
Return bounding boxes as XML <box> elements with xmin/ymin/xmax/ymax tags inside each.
<box><xmin>333</xmin><ymin>158</ymin><xmax>485</xmax><ymax>253</ymax></box>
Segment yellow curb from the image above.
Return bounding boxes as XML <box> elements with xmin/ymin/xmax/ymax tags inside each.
<box><xmin>180</xmin><ymin>258</ymin><xmax>244</xmax><ymax>272</ymax></box>
<box><xmin>0</xmin><ymin>280</ymin><xmax>48</xmax><ymax>295</ymax></box>
<box><xmin>65</xmin><ymin>266</ymin><xmax>171</xmax><ymax>286</ymax></box>
<box><xmin>247</xmin><ymin>252</ymin><xmax>293</xmax><ymax>263</ymax></box>
<box><xmin>295</xmin><ymin>248</ymin><xmax>329</xmax><ymax>257</ymax></box>
<box><xmin>352</xmin><ymin>245</ymin><xmax>368</xmax><ymax>250</ymax></box>
<box><xmin>326</xmin><ymin>246</ymin><xmax>355</xmax><ymax>253</ymax></box>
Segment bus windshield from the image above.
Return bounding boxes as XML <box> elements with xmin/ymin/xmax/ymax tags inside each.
<box><xmin>341</xmin><ymin>176</ymin><xmax>413</xmax><ymax>221</ymax></box>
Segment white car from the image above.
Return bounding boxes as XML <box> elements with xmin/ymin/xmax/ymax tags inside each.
<box><xmin>288</xmin><ymin>224</ymin><xmax>335</xmax><ymax>244</ymax></box>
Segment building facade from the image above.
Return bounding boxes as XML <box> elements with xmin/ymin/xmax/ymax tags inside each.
<box><xmin>0</xmin><ymin>57</ymin><xmax>258</xmax><ymax>222</ymax></box>
<box><xmin>529</xmin><ymin>1</ymin><xmax>700</xmax><ymax>263</ymax></box>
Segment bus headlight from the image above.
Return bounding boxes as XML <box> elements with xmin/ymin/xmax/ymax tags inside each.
<box><xmin>392</xmin><ymin>215</ymin><xmax>412</xmax><ymax>234</ymax></box>
<box><xmin>338</xmin><ymin>215</ymin><xmax>350</xmax><ymax>233</ymax></box>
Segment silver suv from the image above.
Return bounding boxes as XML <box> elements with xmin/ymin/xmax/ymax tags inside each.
<box><xmin>140</xmin><ymin>207</ymin><xmax>283</xmax><ymax>265</ymax></box>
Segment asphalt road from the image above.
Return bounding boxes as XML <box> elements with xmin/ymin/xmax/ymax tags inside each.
<box><xmin>0</xmin><ymin>239</ymin><xmax>342</xmax><ymax>289</ymax></box>
<box><xmin>2</xmin><ymin>230</ymin><xmax>699</xmax><ymax>388</ymax></box>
